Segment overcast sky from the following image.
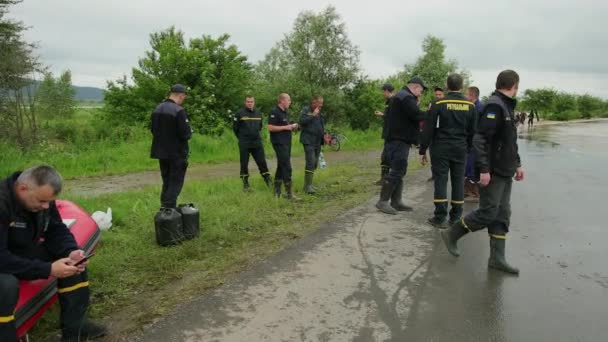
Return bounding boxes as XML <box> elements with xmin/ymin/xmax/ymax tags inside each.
<box><xmin>9</xmin><ymin>0</ymin><xmax>608</xmax><ymax>98</ymax></box>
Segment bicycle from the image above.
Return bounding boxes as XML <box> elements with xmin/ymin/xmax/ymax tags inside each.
<box><xmin>323</xmin><ymin>131</ymin><xmax>347</xmax><ymax>151</ymax></box>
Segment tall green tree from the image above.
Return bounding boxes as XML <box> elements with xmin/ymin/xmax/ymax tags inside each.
<box><xmin>104</xmin><ymin>27</ymin><xmax>253</xmax><ymax>135</ymax></box>
<box><xmin>37</xmin><ymin>70</ymin><xmax>76</xmax><ymax>119</ymax></box>
<box><xmin>401</xmin><ymin>35</ymin><xmax>470</xmax><ymax>107</ymax></box>
<box><xmin>577</xmin><ymin>94</ymin><xmax>604</xmax><ymax>119</ymax></box>
<box><xmin>255</xmin><ymin>6</ymin><xmax>360</xmax><ymax>123</ymax></box>
<box><xmin>0</xmin><ymin>0</ymin><xmax>42</xmax><ymax>148</ymax></box>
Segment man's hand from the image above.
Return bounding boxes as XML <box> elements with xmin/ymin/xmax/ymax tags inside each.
<box><xmin>420</xmin><ymin>154</ymin><xmax>428</xmax><ymax>166</ymax></box>
<box><xmin>51</xmin><ymin>258</ymin><xmax>79</xmax><ymax>278</ymax></box>
<box><xmin>374</xmin><ymin>110</ymin><xmax>384</xmax><ymax>117</ymax></box>
<box><xmin>312</xmin><ymin>107</ymin><xmax>321</xmax><ymax>116</ymax></box>
<box><xmin>514</xmin><ymin>167</ymin><xmax>525</xmax><ymax>181</ymax></box>
<box><xmin>69</xmin><ymin>249</ymin><xmax>88</xmax><ymax>272</ymax></box>
<box><xmin>479</xmin><ymin>172</ymin><xmax>491</xmax><ymax>187</ymax></box>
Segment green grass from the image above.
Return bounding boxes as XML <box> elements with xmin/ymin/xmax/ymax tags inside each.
<box><xmin>1</xmin><ymin>108</ymin><xmax>383</xmax><ymax>179</ymax></box>
<box><xmin>27</xmin><ymin>157</ymin><xmax>402</xmax><ymax>339</ymax></box>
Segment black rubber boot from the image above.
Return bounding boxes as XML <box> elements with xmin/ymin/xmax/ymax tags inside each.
<box><xmin>375</xmin><ymin>180</ymin><xmax>397</xmax><ymax>215</ymax></box>
<box><xmin>390</xmin><ymin>179</ymin><xmax>413</xmax><ymax>211</ymax></box>
<box><xmin>428</xmin><ymin>216</ymin><xmax>447</xmax><ymax>228</ymax></box>
<box><xmin>61</xmin><ymin>320</ymin><xmax>108</xmax><ymax>342</ymax></box>
<box><xmin>242</xmin><ymin>175</ymin><xmax>252</xmax><ymax>192</ymax></box>
<box><xmin>303</xmin><ymin>172</ymin><xmax>316</xmax><ymax>194</ymax></box>
<box><xmin>374</xmin><ymin>166</ymin><xmax>389</xmax><ymax>185</ymax></box>
<box><xmin>274</xmin><ymin>179</ymin><xmax>282</xmax><ymax>198</ymax></box>
<box><xmin>488</xmin><ymin>237</ymin><xmax>520</xmax><ymax>275</ymax></box>
<box><xmin>284</xmin><ymin>181</ymin><xmax>300</xmax><ymax>201</ymax></box>
<box><xmin>262</xmin><ymin>173</ymin><xmax>273</xmax><ymax>188</ymax></box>
<box><xmin>440</xmin><ymin>219</ymin><xmax>470</xmax><ymax>257</ymax></box>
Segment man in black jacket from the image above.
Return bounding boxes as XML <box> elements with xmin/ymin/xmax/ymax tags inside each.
<box><xmin>150</xmin><ymin>84</ymin><xmax>193</xmax><ymax>208</ymax></box>
<box><xmin>268</xmin><ymin>93</ymin><xmax>299</xmax><ymax>200</ymax></box>
<box><xmin>374</xmin><ymin>83</ymin><xmax>394</xmax><ymax>185</ymax></box>
<box><xmin>0</xmin><ymin>166</ymin><xmax>107</xmax><ymax>342</ymax></box>
<box><xmin>299</xmin><ymin>96</ymin><xmax>325</xmax><ymax>194</ymax></box>
<box><xmin>376</xmin><ymin>76</ymin><xmax>427</xmax><ymax>214</ymax></box>
<box><xmin>233</xmin><ymin>96</ymin><xmax>272</xmax><ymax>192</ymax></box>
<box><xmin>419</xmin><ymin>74</ymin><xmax>476</xmax><ymax>228</ymax></box>
<box><xmin>440</xmin><ymin>70</ymin><xmax>525</xmax><ymax>275</ymax></box>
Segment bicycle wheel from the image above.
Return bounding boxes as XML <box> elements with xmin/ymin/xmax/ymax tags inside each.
<box><xmin>330</xmin><ymin>137</ymin><xmax>340</xmax><ymax>151</ymax></box>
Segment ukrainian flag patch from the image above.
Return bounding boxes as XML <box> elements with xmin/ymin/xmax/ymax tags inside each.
<box><xmin>486</xmin><ymin>113</ymin><xmax>496</xmax><ymax>119</ymax></box>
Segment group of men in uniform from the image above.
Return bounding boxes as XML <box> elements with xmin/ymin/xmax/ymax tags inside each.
<box><xmin>374</xmin><ymin>70</ymin><xmax>525</xmax><ymax>275</ymax></box>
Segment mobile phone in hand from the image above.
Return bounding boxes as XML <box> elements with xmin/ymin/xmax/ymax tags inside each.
<box><xmin>74</xmin><ymin>253</ymin><xmax>95</xmax><ymax>266</ymax></box>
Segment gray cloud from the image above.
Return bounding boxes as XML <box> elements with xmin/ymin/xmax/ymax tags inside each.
<box><xmin>10</xmin><ymin>0</ymin><xmax>608</xmax><ymax>98</ymax></box>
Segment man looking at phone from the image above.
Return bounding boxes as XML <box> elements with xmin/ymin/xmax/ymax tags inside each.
<box><xmin>0</xmin><ymin>165</ymin><xmax>107</xmax><ymax>342</ymax></box>
<box><xmin>299</xmin><ymin>95</ymin><xmax>325</xmax><ymax>194</ymax></box>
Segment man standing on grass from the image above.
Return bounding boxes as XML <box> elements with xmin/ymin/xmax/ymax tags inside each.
<box><xmin>419</xmin><ymin>74</ymin><xmax>476</xmax><ymax>228</ymax></box>
<box><xmin>373</xmin><ymin>83</ymin><xmax>394</xmax><ymax>185</ymax></box>
<box><xmin>299</xmin><ymin>96</ymin><xmax>325</xmax><ymax>194</ymax></box>
<box><xmin>268</xmin><ymin>93</ymin><xmax>299</xmax><ymax>200</ymax></box>
<box><xmin>150</xmin><ymin>84</ymin><xmax>192</xmax><ymax>209</ymax></box>
<box><xmin>233</xmin><ymin>96</ymin><xmax>272</xmax><ymax>192</ymax></box>
<box><xmin>440</xmin><ymin>70</ymin><xmax>524</xmax><ymax>275</ymax></box>
<box><xmin>0</xmin><ymin>165</ymin><xmax>107</xmax><ymax>342</ymax></box>
<box><xmin>376</xmin><ymin>77</ymin><xmax>427</xmax><ymax>215</ymax></box>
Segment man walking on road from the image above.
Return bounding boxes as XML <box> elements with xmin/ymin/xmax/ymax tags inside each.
<box><xmin>376</xmin><ymin>77</ymin><xmax>427</xmax><ymax>215</ymax></box>
<box><xmin>268</xmin><ymin>93</ymin><xmax>299</xmax><ymax>200</ymax></box>
<box><xmin>150</xmin><ymin>84</ymin><xmax>193</xmax><ymax>209</ymax></box>
<box><xmin>233</xmin><ymin>96</ymin><xmax>272</xmax><ymax>192</ymax></box>
<box><xmin>440</xmin><ymin>70</ymin><xmax>525</xmax><ymax>275</ymax></box>
<box><xmin>464</xmin><ymin>86</ymin><xmax>483</xmax><ymax>202</ymax></box>
<box><xmin>374</xmin><ymin>83</ymin><xmax>394</xmax><ymax>185</ymax></box>
<box><xmin>299</xmin><ymin>96</ymin><xmax>325</xmax><ymax>194</ymax></box>
<box><xmin>419</xmin><ymin>74</ymin><xmax>476</xmax><ymax>228</ymax></box>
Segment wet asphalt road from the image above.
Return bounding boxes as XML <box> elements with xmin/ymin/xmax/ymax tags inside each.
<box><xmin>136</xmin><ymin>121</ymin><xmax>608</xmax><ymax>342</ymax></box>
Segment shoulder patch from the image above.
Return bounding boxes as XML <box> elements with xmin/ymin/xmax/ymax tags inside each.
<box><xmin>486</xmin><ymin>113</ymin><xmax>496</xmax><ymax>119</ymax></box>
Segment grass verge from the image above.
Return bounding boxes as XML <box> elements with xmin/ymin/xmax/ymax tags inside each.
<box><xmin>28</xmin><ymin>155</ymin><xmax>420</xmax><ymax>340</ymax></box>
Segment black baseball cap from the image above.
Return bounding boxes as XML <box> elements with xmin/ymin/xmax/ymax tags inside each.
<box><xmin>170</xmin><ymin>84</ymin><xmax>188</xmax><ymax>94</ymax></box>
<box><xmin>381</xmin><ymin>83</ymin><xmax>394</xmax><ymax>92</ymax></box>
<box><xmin>407</xmin><ymin>76</ymin><xmax>428</xmax><ymax>90</ymax></box>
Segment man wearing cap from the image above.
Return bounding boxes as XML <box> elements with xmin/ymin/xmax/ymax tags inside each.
<box><xmin>376</xmin><ymin>77</ymin><xmax>427</xmax><ymax>214</ymax></box>
<box><xmin>233</xmin><ymin>95</ymin><xmax>272</xmax><ymax>192</ymax></box>
<box><xmin>150</xmin><ymin>84</ymin><xmax>193</xmax><ymax>209</ymax></box>
<box><xmin>433</xmin><ymin>87</ymin><xmax>445</xmax><ymax>100</ymax></box>
<box><xmin>268</xmin><ymin>93</ymin><xmax>299</xmax><ymax>200</ymax></box>
<box><xmin>440</xmin><ymin>70</ymin><xmax>524</xmax><ymax>275</ymax></box>
<box><xmin>299</xmin><ymin>95</ymin><xmax>325</xmax><ymax>194</ymax></box>
<box><xmin>419</xmin><ymin>74</ymin><xmax>477</xmax><ymax>228</ymax></box>
<box><xmin>373</xmin><ymin>83</ymin><xmax>394</xmax><ymax>185</ymax></box>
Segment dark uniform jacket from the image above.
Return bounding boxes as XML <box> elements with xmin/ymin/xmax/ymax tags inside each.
<box><xmin>150</xmin><ymin>99</ymin><xmax>192</xmax><ymax>160</ymax></box>
<box><xmin>381</xmin><ymin>98</ymin><xmax>390</xmax><ymax>140</ymax></box>
<box><xmin>268</xmin><ymin>105</ymin><xmax>292</xmax><ymax>145</ymax></box>
<box><xmin>299</xmin><ymin>105</ymin><xmax>325</xmax><ymax>146</ymax></box>
<box><xmin>475</xmin><ymin>91</ymin><xmax>522</xmax><ymax>177</ymax></box>
<box><xmin>419</xmin><ymin>92</ymin><xmax>477</xmax><ymax>155</ymax></box>
<box><xmin>233</xmin><ymin>107</ymin><xmax>264</xmax><ymax>147</ymax></box>
<box><xmin>385</xmin><ymin>87</ymin><xmax>426</xmax><ymax>144</ymax></box>
<box><xmin>0</xmin><ymin>172</ymin><xmax>78</xmax><ymax>280</ymax></box>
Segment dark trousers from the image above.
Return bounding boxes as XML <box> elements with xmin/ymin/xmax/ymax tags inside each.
<box><xmin>385</xmin><ymin>140</ymin><xmax>411</xmax><ymax>185</ymax></box>
<box><xmin>463</xmin><ymin>174</ymin><xmax>513</xmax><ymax>236</ymax></box>
<box><xmin>239</xmin><ymin>144</ymin><xmax>269</xmax><ymax>177</ymax></box>
<box><xmin>303</xmin><ymin>144</ymin><xmax>321</xmax><ymax>173</ymax></box>
<box><xmin>380</xmin><ymin>140</ymin><xmax>389</xmax><ymax>168</ymax></box>
<box><xmin>0</xmin><ymin>249</ymin><xmax>90</xmax><ymax>341</ymax></box>
<box><xmin>465</xmin><ymin>150</ymin><xmax>477</xmax><ymax>181</ymax></box>
<box><xmin>272</xmin><ymin>143</ymin><xmax>292</xmax><ymax>183</ymax></box>
<box><xmin>159</xmin><ymin>158</ymin><xmax>188</xmax><ymax>208</ymax></box>
<box><xmin>431</xmin><ymin>149</ymin><xmax>466</xmax><ymax>222</ymax></box>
